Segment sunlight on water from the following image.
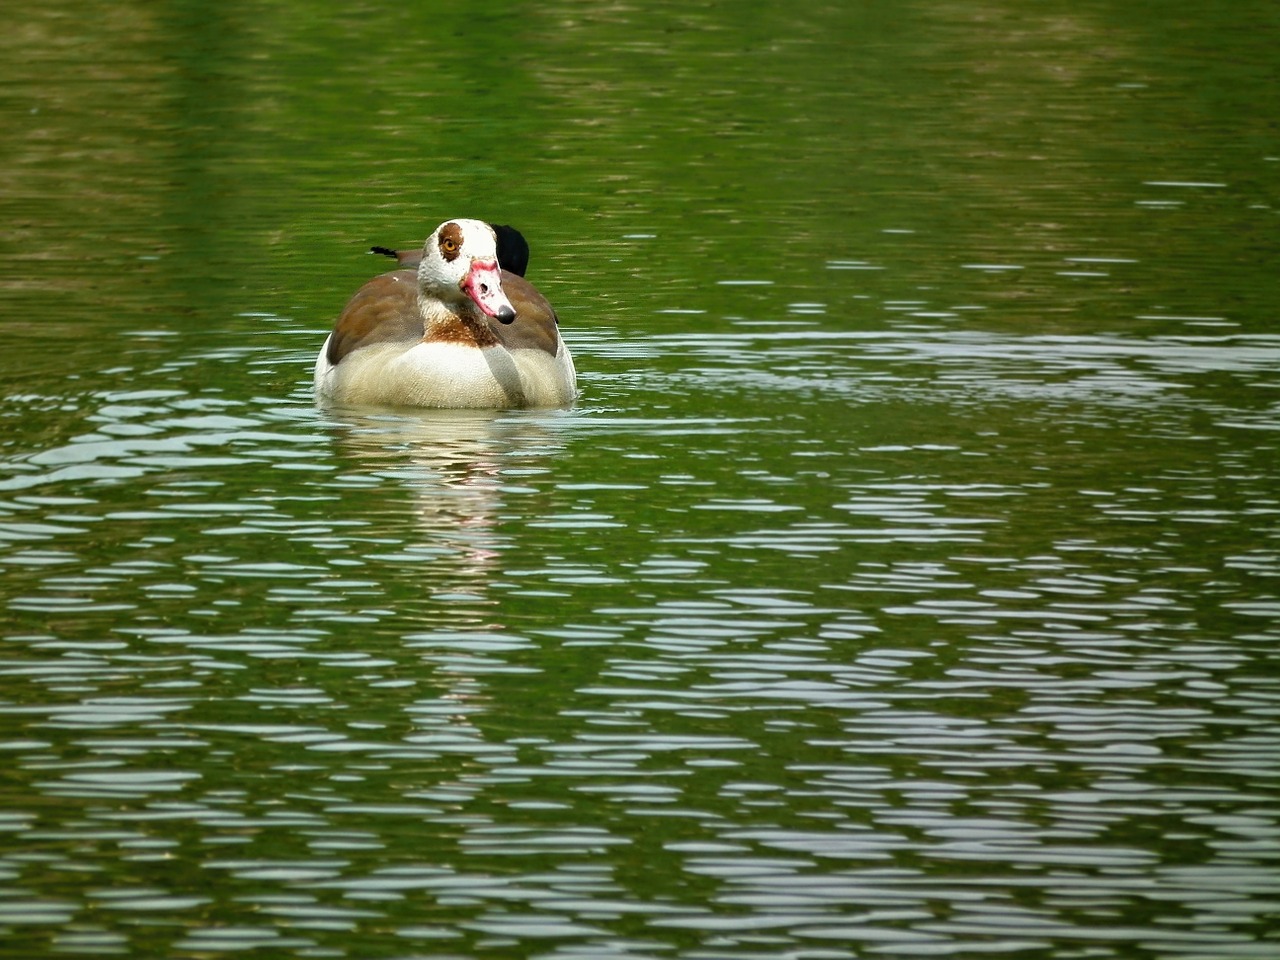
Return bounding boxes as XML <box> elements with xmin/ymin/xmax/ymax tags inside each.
<box><xmin>2</xmin><ymin>308</ymin><xmax>1276</xmax><ymax>956</ymax></box>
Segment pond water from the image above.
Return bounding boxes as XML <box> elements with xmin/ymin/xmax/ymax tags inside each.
<box><xmin>1</xmin><ymin>2</ymin><xmax>1278</xmax><ymax>958</ymax></box>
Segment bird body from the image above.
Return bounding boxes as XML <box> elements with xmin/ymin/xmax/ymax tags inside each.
<box><xmin>314</xmin><ymin>219</ymin><xmax>575</xmax><ymax>409</ymax></box>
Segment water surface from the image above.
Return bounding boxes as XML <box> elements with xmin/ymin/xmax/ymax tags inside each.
<box><xmin>1</xmin><ymin>2</ymin><xmax>1278</xmax><ymax>958</ymax></box>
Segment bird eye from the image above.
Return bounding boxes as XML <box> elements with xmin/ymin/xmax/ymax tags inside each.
<box><xmin>441</xmin><ymin>238</ymin><xmax>458</xmax><ymax>253</ymax></box>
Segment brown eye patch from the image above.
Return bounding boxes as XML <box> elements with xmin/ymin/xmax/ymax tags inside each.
<box><xmin>438</xmin><ymin>222</ymin><xmax>463</xmax><ymax>262</ymax></box>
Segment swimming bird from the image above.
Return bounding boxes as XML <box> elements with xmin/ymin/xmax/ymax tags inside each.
<box><xmin>314</xmin><ymin>219</ymin><xmax>576</xmax><ymax>409</ymax></box>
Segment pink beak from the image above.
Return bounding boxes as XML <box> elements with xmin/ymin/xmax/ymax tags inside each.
<box><xmin>461</xmin><ymin>259</ymin><xmax>517</xmax><ymax>324</ymax></box>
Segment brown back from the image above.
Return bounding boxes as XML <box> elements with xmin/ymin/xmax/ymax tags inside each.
<box><xmin>326</xmin><ymin>271</ymin><xmax>422</xmax><ymax>366</ymax></box>
<box><xmin>326</xmin><ymin>269</ymin><xmax>561</xmax><ymax>366</ymax></box>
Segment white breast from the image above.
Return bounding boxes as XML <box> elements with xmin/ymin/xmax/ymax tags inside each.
<box><xmin>315</xmin><ymin>337</ymin><xmax>576</xmax><ymax>410</ymax></box>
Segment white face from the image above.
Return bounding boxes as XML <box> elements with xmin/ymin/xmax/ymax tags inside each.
<box><xmin>417</xmin><ymin>218</ymin><xmax>517</xmax><ymax>323</ymax></box>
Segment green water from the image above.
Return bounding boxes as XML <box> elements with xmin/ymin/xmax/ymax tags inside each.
<box><xmin>1</xmin><ymin>2</ymin><xmax>1277</xmax><ymax>958</ymax></box>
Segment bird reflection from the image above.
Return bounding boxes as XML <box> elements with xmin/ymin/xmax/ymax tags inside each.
<box><xmin>321</xmin><ymin>408</ymin><xmax>565</xmax><ymax>594</ymax></box>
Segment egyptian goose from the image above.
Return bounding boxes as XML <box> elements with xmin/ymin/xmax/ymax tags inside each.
<box><xmin>314</xmin><ymin>219</ymin><xmax>576</xmax><ymax>409</ymax></box>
